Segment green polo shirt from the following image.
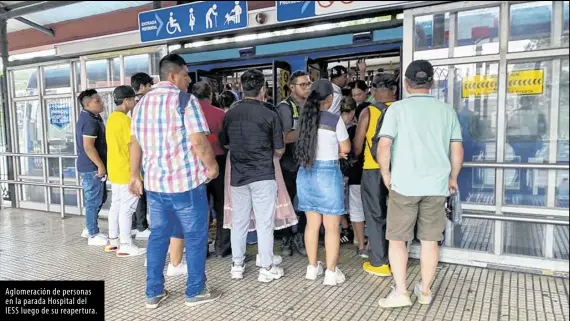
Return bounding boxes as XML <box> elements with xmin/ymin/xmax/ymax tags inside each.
<box><xmin>378</xmin><ymin>94</ymin><xmax>462</xmax><ymax>197</ymax></box>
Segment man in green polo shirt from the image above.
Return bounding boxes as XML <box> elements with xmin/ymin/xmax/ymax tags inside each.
<box><xmin>376</xmin><ymin>60</ymin><xmax>464</xmax><ymax>308</ymax></box>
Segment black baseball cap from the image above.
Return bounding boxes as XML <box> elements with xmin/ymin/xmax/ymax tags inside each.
<box><xmin>405</xmin><ymin>60</ymin><xmax>434</xmax><ymax>84</ymax></box>
<box><xmin>309</xmin><ymin>79</ymin><xmax>334</xmax><ymax>100</ymax></box>
<box><xmin>371</xmin><ymin>73</ymin><xmax>398</xmax><ymax>89</ymax></box>
<box><xmin>330</xmin><ymin>65</ymin><xmax>348</xmax><ymax>79</ymax></box>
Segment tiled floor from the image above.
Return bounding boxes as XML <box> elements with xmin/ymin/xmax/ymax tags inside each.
<box><xmin>0</xmin><ymin>208</ymin><xmax>568</xmax><ymax>321</ymax></box>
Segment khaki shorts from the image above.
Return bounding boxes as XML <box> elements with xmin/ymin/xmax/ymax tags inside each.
<box><xmin>386</xmin><ymin>190</ymin><xmax>446</xmax><ymax>242</ymax></box>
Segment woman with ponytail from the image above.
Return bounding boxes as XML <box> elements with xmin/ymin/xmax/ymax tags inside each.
<box><xmin>295</xmin><ymin>79</ymin><xmax>351</xmax><ymax>286</ymax></box>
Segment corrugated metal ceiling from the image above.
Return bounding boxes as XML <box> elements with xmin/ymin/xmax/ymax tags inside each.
<box><xmin>5</xmin><ymin>1</ymin><xmax>152</xmax><ymax>33</ymax></box>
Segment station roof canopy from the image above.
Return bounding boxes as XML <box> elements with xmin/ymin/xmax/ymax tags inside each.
<box><xmin>0</xmin><ymin>1</ymin><xmax>152</xmax><ymax>35</ymax></box>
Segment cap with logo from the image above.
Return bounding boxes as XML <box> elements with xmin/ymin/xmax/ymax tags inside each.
<box><xmin>330</xmin><ymin>65</ymin><xmax>348</xmax><ymax>79</ymax></box>
<box><xmin>405</xmin><ymin>60</ymin><xmax>434</xmax><ymax>84</ymax></box>
<box><xmin>371</xmin><ymin>73</ymin><xmax>398</xmax><ymax>89</ymax></box>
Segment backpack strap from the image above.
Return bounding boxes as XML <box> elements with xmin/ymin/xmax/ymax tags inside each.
<box><xmin>178</xmin><ymin>91</ymin><xmax>191</xmax><ymax>117</ymax></box>
<box><xmin>318</xmin><ymin>111</ymin><xmax>340</xmax><ymax>132</ymax></box>
<box><xmin>365</xmin><ymin>103</ymin><xmax>387</xmax><ymax>151</ymax></box>
<box><xmin>280</xmin><ymin>97</ymin><xmax>299</xmax><ymax>118</ymax></box>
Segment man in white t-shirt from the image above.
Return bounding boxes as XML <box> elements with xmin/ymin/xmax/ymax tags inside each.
<box><xmin>329</xmin><ymin>65</ymin><xmax>349</xmax><ymax>115</ymax></box>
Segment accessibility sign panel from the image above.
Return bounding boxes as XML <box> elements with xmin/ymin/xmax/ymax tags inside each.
<box><xmin>461</xmin><ymin>69</ymin><xmax>544</xmax><ymax>98</ymax></box>
<box><xmin>276</xmin><ymin>1</ymin><xmax>410</xmax><ymax>23</ymax></box>
<box><xmin>49</xmin><ymin>103</ymin><xmax>71</xmax><ymax>130</ymax></box>
<box><xmin>507</xmin><ymin>70</ymin><xmax>543</xmax><ymax>95</ymax></box>
<box><xmin>138</xmin><ymin>1</ymin><xmax>248</xmax><ymax>43</ymax></box>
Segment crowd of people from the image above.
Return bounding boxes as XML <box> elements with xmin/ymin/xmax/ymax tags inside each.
<box><xmin>74</xmin><ymin>53</ymin><xmax>463</xmax><ymax>309</ymax></box>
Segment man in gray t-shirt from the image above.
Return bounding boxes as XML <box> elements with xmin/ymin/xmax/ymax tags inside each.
<box><xmin>275</xmin><ymin>71</ymin><xmax>311</xmax><ymax>257</ymax></box>
<box><xmin>376</xmin><ymin>60</ymin><xmax>464</xmax><ymax>309</ymax></box>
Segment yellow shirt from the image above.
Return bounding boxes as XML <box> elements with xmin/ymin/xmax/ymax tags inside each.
<box><xmin>363</xmin><ymin>102</ymin><xmax>392</xmax><ymax>170</ymax></box>
<box><xmin>106</xmin><ymin>111</ymin><xmax>132</xmax><ymax>184</ymax></box>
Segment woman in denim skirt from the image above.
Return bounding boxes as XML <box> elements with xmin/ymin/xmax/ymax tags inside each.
<box><xmin>295</xmin><ymin>79</ymin><xmax>351</xmax><ymax>286</ymax></box>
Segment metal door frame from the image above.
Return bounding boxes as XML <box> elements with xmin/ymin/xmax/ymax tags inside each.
<box><xmin>402</xmin><ymin>1</ymin><xmax>569</xmax><ymax>272</ymax></box>
<box><xmin>2</xmin><ymin>59</ymin><xmax>82</xmax><ymax>216</ymax></box>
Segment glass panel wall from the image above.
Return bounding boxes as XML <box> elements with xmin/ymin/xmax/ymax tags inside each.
<box><xmin>508</xmin><ymin>2</ymin><xmax>553</xmax><ymax>52</ymax></box>
<box><xmin>410</xmin><ymin>1</ymin><xmax>568</xmax><ymax>263</ymax></box>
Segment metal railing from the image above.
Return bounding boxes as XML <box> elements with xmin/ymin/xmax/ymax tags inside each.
<box><xmin>0</xmin><ymin>152</ymin><xmax>568</xmax><ymax>224</ymax></box>
<box><xmin>0</xmin><ymin>152</ymin><xmax>80</xmax><ymax>218</ymax></box>
<box><xmin>464</xmin><ymin>162</ymin><xmax>570</xmax><ymax>170</ymax></box>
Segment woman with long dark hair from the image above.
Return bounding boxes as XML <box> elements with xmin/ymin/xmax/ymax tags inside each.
<box><xmin>295</xmin><ymin>79</ymin><xmax>351</xmax><ymax>286</ymax></box>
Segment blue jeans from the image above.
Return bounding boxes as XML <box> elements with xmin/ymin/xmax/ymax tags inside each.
<box><xmin>146</xmin><ymin>184</ymin><xmax>209</xmax><ymax>299</ymax></box>
<box><xmin>80</xmin><ymin>171</ymin><xmax>107</xmax><ymax>236</ymax></box>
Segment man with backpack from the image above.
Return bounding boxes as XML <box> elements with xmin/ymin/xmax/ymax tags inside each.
<box><xmin>352</xmin><ymin>73</ymin><xmax>398</xmax><ymax>278</ymax></box>
<box><xmin>275</xmin><ymin>71</ymin><xmax>311</xmax><ymax>257</ymax></box>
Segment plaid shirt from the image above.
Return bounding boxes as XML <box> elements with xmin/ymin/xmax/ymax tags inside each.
<box><xmin>131</xmin><ymin>81</ymin><xmax>210</xmax><ymax>193</ymax></box>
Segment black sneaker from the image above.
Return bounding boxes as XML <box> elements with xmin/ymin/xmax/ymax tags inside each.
<box><xmin>146</xmin><ymin>290</ymin><xmax>169</xmax><ymax>309</ymax></box>
<box><xmin>340</xmin><ymin>228</ymin><xmax>354</xmax><ymax>244</ymax></box>
<box><xmin>292</xmin><ymin>233</ymin><xmax>307</xmax><ymax>256</ymax></box>
<box><xmin>280</xmin><ymin>237</ymin><xmax>293</xmax><ymax>256</ymax></box>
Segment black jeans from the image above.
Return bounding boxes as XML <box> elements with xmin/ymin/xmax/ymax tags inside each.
<box><xmin>207</xmin><ymin>154</ymin><xmax>231</xmax><ymax>255</ymax></box>
<box><xmin>361</xmin><ymin>169</ymin><xmax>389</xmax><ymax>266</ymax></box>
<box><xmin>282</xmin><ymin>169</ymin><xmax>306</xmax><ymax>236</ymax></box>
<box><xmin>132</xmin><ymin>189</ymin><xmax>149</xmax><ymax>232</ymax></box>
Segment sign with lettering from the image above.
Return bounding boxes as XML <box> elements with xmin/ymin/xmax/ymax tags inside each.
<box><xmin>276</xmin><ymin>1</ymin><xmax>413</xmax><ymax>23</ymax></box>
<box><xmin>49</xmin><ymin>103</ymin><xmax>71</xmax><ymax>130</ymax></box>
<box><xmin>138</xmin><ymin>1</ymin><xmax>248</xmax><ymax>43</ymax></box>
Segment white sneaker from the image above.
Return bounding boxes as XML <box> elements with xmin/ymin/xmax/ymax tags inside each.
<box><xmin>135</xmin><ymin>229</ymin><xmax>151</xmax><ymax>240</ymax></box>
<box><xmin>88</xmin><ymin>233</ymin><xmax>108</xmax><ymax>246</ymax></box>
<box><xmin>81</xmin><ymin>228</ymin><xmax>89</xmax><ymax>238</ymax></box>
<box><xmin>255</xmin><ymin>254</ymin><xmax>283</xmax><ymax>267</ymax></box>
<box><xmin>258</xmin><ymin>266</ymin><xmax>284</xmax><ymax>283</ymax></box>
<box><xmin>414</xmin><ymin>282</ymin><xmax>433</xmax><ymax>305</ymax></box>
<box><xmin>166</xmin><ymin>262</ymin><xmax>187</xmax><ymax>276</ymax></box>
<box><xmin>323</xmin><ymin>267</ymin><xmax>346</xmax><ymax>286</ymax></box>
<box><xmin>130</xmin><ymin>229</ymin><xmax>138</xmax><ymax>237</ymax></box>
<box><xmin>117</xmin><ymin>242</ymin><xmax>147</xmax><ymax>257</ymax></box>
<box><xmin>230</xmin><ymin>263</ymin><xmax>245</xmax><ymax>279</ymax></box>
<box><xmin>305</xmin><ymin>262</ymin><xmax>324</xmax><ymax>281</ymax></box>
<box><xmin>378</xmin><ymin>287</ymin><xmax>412</xmax><ymax>308</ymax></box>
<box><xmin>105</xmin><ymin>238</ymin><xmax>119</xmax><ymax>252</ymax></box>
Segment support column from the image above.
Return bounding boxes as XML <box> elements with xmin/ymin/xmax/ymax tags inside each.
<box><xmin>0</xmin><ymin>18</ymin><xmax>15</xmax><ymax>207</ymax></box>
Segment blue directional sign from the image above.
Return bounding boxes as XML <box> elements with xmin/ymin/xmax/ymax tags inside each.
<box><xmin>49</xmin><ymin>103</ymin><xmax>71</xmax><ymax>130</ymax></box>
<box><xmin>276</xmin><ymin>1</ymin><xmax>412</xmax><ymax>23</ymax></box>
<box><xmin>138</xmin><ymin>1</ymin><xmax>248</xmax><ymax>43</ymax></box>
<box><xmin>276</xmin><ymin>1</ymin><xmax>315</xmax><ymax>22</ymax></box>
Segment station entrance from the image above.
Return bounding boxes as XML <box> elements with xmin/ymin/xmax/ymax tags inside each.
<box><xmin>0</xmin><ymin>1</ymin><xmax>567</xmax><ymax>273</ymax></box>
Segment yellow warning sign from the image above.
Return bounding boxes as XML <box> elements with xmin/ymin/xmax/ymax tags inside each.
<box><xmin>461</xmin><ymin>75</ymin><xmax>497</xmax><ymax>98</ymax></box>
<box><xmin>507</xmin><ymin>70</ymin><xmax>544</xmax><ymax>95</ymax></box>
<box><xmin>461</xmin><ymin>69</ymin><xmax>544</xmax><ymax>98</ymax></box>
<box><xmin>280</xmin><ymin>69</ymin><xmax>290</xmax><ymax>100</ymax></box>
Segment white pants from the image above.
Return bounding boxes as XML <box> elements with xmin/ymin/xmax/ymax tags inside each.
<box><xmin>109</xmin><ymin>184</ymin><xmax>139</xmax><ymax>242</ymax></box>
<box><xmin>349</xmin><ymin>185</ymin><xmax>365</xmax><ymax>223</ymax></box>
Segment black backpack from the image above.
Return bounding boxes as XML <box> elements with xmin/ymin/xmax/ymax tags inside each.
<box><xmin>368</xmin><ymin>103</ymin><xmax>389</xmax><ymax>161</ymax></box>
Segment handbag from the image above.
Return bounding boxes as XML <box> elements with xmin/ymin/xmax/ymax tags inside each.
<box><xmin>445</xmin><ymin>191</ymin><xmax>463</xmax><ymax>225</ymax></box>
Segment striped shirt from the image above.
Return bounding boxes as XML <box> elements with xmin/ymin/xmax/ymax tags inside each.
<box><xmin>131</xmin><ymin>81</ymin><xmax>210</xmax><ymax>193</ymax></box>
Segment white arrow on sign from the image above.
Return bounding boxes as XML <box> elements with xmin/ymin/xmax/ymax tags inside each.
<box><xmin>155</xmin><ymin>13</ymin><xmax>163</xmax><ymax>36</ymax></box>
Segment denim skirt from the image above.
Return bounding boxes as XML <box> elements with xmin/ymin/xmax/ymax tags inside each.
<box><xmin>296</xmin><ymin>160</ymin><xmax>345</xmax><ymax>216</ymax></box>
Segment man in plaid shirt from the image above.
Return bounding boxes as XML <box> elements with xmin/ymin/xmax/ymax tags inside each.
<box><xmin>129</xmin><ymin>54</ymin><xmax>221</xmax><ymax>309</ymax></box>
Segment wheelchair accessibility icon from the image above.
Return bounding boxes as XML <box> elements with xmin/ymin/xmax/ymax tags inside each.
<box><xmin>166</xmin><ymin>12</ymin><xmax>182</xmax><ymax>34</ymax></box>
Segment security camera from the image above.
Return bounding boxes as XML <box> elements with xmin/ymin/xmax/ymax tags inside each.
<box><xmin>255</xmin><ymin>13</ymin><xmax>266</xmax><ymax>24</ymax></box>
